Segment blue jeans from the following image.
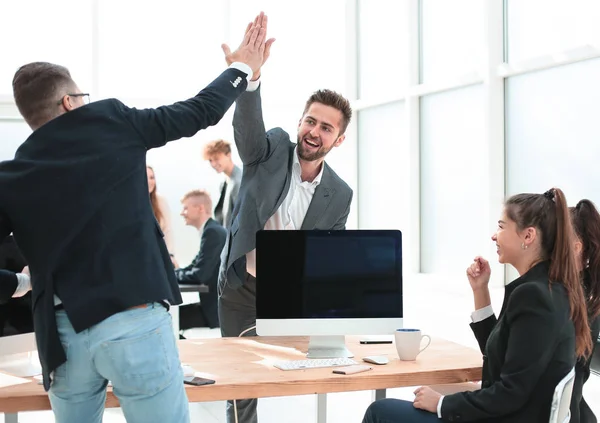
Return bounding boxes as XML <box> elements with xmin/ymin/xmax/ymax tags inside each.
<box><xmin>48</xmin><ymin>303</ymin><xmax>190</xmax><ymax>423</ymax></box>
<box><xmin>363</xmin><ymin>399</ymin><xmax>441</xmax><ymax>423</ymax></box>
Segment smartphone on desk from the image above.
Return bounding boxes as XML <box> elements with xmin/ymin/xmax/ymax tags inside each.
<box><xmin>333</xmin><ymin>365</ymin><xmax>372</xmax><ymax>375</ymax></box>
<box><xmin>184</xmin><ymin>376</ymin><xmax>215</xmax><ymax>386</ymax></box>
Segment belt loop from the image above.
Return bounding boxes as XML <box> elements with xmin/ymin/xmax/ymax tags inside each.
<box><xmin>159</xmin><ymin>300</ymin><xmax>170</xmax><ymax>312</ymax></box>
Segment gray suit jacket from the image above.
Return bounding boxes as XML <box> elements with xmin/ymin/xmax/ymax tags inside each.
<box><xmin>214</xmin><ymin>164</ymin><xmax>242</xmax><ymax>229</ymax></box>
<box><xmin>219</xmin><ymin>86</ymin><xmax>353</xmax><ymax>291</ymax></box>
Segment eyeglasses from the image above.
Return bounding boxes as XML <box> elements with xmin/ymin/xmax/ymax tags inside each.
<box><xmin>57</xmin><ymin>93</ymin><xmax>90</xmax><ymax>106</ymax></box>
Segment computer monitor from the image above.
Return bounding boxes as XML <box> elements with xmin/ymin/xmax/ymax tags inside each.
<box><xmin>0</xmin><ymin>236</ymin><xmax>40</xmax><ymax>376</ymax></box>
<box><xmin>256</xmin><ymin>229</ymin><xmax>403</xmax><ymax>359</ymax></box>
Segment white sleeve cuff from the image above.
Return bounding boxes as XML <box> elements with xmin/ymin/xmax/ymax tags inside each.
<box><xmin>13</xmin><ymin>273</ymin><xmax>31</xmax><ymax>298</ymax></box>
<box><xmin>229</xmin><ymin>62</ymin><xmax>253</xmax><ymax>82</ymax></box>
<box><xmin>246</xmin><ymin>77</ymin><xmax>261</xmax><ymax>92</ymax></box>
<box><xmin>471</xmin><ymin>305</ymin><xmax>494</xmax><ymax>323</ymax></box>
<box><xmin>437</xmin><ymin>395</ymin><xmax>444</xmax><ymax>418</ymax></box>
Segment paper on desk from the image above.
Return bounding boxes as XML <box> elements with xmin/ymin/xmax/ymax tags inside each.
<box><xmin>0</xmin><ymin>372</ymin><xmax>31</xmax><ymax>388</ymax></box>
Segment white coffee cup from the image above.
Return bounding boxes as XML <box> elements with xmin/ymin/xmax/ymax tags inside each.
<box><xmin>394</xmin><ymin>329</ymin><xmax>431</xmax><ymax>361</ymax></box>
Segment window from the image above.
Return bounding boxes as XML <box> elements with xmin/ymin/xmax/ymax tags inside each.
<box><xmin>506</xmin><ymin>59</ymin><xmax>600</xmax><ymax>207</ymax></box>
<box><xmin>358</xmin><ymin>0</ymin><xmax>408</xmax><ymax>98</ymax></box>
<box><xmin>506</xmin><ymin>0</ymin><xmax>600</xmax><ymax>63</ymax></box>
<box><xmin>357</xmin><ymin>102</ymin><xmax>406</xmax><ymax>231</ymax></box>
<box><xmin>420</xmin><ymin>85</ymin><xmax>486</xmax><ymax>274</ymax></box>
<box><xmin>420</xmin><ymin>0</ymin><xmax>485</xmax><ymax>83</ymax></box>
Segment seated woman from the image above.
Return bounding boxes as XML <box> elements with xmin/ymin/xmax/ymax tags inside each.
<box><xmin>362</xmin><ymin>188</ymin><xmax>593</xmax><ymax>423</ymax></box>
<box><xmin>569</xmin><ymin>199</ymin><xmax>600</xmax><ymax>423</ymax></box>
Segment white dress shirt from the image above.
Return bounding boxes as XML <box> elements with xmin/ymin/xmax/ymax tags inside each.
<box><xmin>436</xmin><ymin>304</ymin><xmax>494</xmax><ymax>417</ymax></box>
<box><xmin>12</xmin><ymin>273</ymin><xmax>31</xmax><ymax>297</ymax></box>
<box><xmin>222</xmin><ymin>174</ymin><xmax>234</xmax><ymax>229</ymax></box>
<box><xmin>245</xmin><ymin>144</ymin><xmax>324</xmax><ymax>277</ymax></box>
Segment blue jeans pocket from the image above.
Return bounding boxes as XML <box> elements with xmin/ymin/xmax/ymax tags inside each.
<box><xmin>102</xmin><ymin>324</ymin><xmax>174</xmax><ymax>397</ymax></box>
<box><xmin>50</xmin><ymin>341</ymin><xmax>70</xmax><ymax>389</ymax></box>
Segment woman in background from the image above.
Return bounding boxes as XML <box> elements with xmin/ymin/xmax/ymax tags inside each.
<box><xmin>570</xmin><ymin>199</ymin><xmax>600</xmax><ymax>423</ymax></box>
<box><xmin>147</xmin><ymin>165</ymin><xmax>174</xmax><ymax>254</ymax></box>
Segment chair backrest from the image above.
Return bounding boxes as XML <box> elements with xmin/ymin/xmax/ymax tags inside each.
<box><xmin>591</xmin><ymin>334</ymin><xmax>600</xmax><ymax>376</ymax></box>
<box><xmin>548</xmin><ymin>367</ymin><xmax>576</xmax><ymax>423</ymax></box>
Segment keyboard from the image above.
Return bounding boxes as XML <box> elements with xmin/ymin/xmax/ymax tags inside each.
<box><xmin>273</xmin><ymin>357</ymin><xmax>358</xmax><ymax>371</ymax></box>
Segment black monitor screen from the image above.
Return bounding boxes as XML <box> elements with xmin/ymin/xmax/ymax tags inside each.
<box><xmin>256</xmin><ymin>230</ymin><xmax>403</xmax><ymax>319</ymax></box>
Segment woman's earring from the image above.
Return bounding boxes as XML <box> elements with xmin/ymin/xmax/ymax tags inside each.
<box><xmin>521</xmin><ymin>242</ymin><xmax>528</xmax><ymax>250</ymax></box>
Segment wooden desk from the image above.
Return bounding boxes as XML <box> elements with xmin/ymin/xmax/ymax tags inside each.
<box><xmin>0</xmin><ymin>336</ymin><xmax>482</xmax><ymax>423</ymax></box>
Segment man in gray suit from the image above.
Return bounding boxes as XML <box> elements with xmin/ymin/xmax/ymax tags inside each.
<box><xmin>218</xmin><ymin>13</ymin><xmax>353</xmax><ymax>423</ymax></box>
<box><xmin>203</xmin><ymin>139</ymin><xmax>242</xmax><ymax>229</ymax></box>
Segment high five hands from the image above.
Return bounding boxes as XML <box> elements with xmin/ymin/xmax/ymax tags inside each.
<box><xmin>222</xmin><ymin>12</ymin><xmax>276</xmax><ymax>81</ymax></box>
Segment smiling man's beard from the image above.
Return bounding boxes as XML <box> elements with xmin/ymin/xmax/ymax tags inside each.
<box><xmin>297</xmin><ymin>134</ymin><xmax>333</xmax><ymax>162</ymax></box>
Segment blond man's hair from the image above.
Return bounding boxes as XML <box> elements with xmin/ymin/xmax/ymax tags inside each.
<box><xmin>181</xmin><ymin>189</ymin><xmax>212</xmax><ymax>210</ymax></box>
<box><xmin>203</xmin><ymin>139</ymin><xmax>231</xmax><ymax>160</ymax></box>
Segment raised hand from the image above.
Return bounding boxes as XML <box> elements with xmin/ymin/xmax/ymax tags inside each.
<box><xmin>241</xmin><ymin>13</ymin><xmax>275</xmax><ymax>80</ymax></box>
<box><xmin>466</xmin><ymin>256</ymin><xmax>491</xmax><ymax>292</ymax></box>
<box><xmin>222</xmin><ymin>12</ymin><xmax>275</xmax><ymax>80</ymax></box>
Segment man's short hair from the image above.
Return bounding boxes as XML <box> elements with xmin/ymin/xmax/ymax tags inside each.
<box><xmin>203</xmin><ymin>139</ymin><xmax>232</xmax><ymax>160</ymax></box>
<box><xmin>181</xmin><ymin>189</ymin><xmax>212</xmax><ymax>210</ymax></box>
<box><xmin>12</xmin><ymin>62</ymin><xmax>77</xmax><ymax>130</ymax></box>
<box><xmin>303</xmin><ymin>89</ymin><xmax>353</xmax><ymax>135</ymax></box>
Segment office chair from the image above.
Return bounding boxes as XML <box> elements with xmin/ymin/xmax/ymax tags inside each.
<box><xmin>549</xmin><ymin>367</ymin><xmax>575</xmax><ymax>423</ymax></box>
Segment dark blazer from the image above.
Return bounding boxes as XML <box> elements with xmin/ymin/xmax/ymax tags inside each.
<box><xmin>218</xmin><ymin>86</ymin><xmax>353</xmax><ymax>291</ymax></box>
<box><xmin>214</xmin><ymin>164</ymin><xmax>242</xmax><ymax>229</ymax></box>
<box><xmin>442</xmin><ymin>261</ymin><xmax>576</xmax><ymax>423</ymax></box>
<box><xmin>0</xmin><ymin>235</ymin><xmax>26</xmax><ymax>303</ymax></box>
<box><xmin>175</xmin><ymin>218</ymin><xmax>226</xmax><ymax>286</ymax></box>
<box><xmin>0</xmin><ymin>236</ymin><xmax>31</xmax><ymax>336</ymax></box>
<box><xmin>0</xmin><ymin>270</ymin><xmax>17</xmax><ymax>304</ymax></box>
<box><xmin>0</xmin><ymin>66</ymin><xmax>250</xmax><ymax>390</ymax></box>
<box><xmin>175</xmin><ymin>218</ymin><xmax>226</xmax><ymax>328</ymax></box>
<box><xmin>570</xmin><ymin>269</ymin><xmax>600</xmax><ymax>423</ymax></box>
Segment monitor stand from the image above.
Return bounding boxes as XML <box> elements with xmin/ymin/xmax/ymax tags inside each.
<box><xmin>306</xmin><ymin>335</ymin><xmax>354</xmax><ymax>359</ymax></box>
<box><xmin>0</xmin><ymin>352</ymin><xmax>42</xmax><ymax>377</ymax></box>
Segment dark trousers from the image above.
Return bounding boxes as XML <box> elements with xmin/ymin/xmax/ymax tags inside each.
<box><xmin>363</xmin><ymin>399</ymin><xmax>441</xmax><ymax>423</ymax></box>
<box><xmin>218</xmin><ymin>273</ymin><xmax>258</xmax><ymax>423</ymax></box>
<box><xmin>179</xmin><ymin>302</ymin><xmax>216</xmax><ymax>330</ymax></box>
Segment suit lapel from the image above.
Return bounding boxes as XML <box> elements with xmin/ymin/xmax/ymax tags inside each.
<box><xmin>301</xmin><ymin>167</ymin><xmax>336</xmax><ymax>230</ymax></box>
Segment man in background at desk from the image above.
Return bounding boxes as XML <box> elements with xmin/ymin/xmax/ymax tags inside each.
<box><xmin>173</xmin><ymin>190</ymin><xmax>226</xmax><ymax>330</ymax></box>
<box><xmin>204</xmin><ymin>139</ymin><xmax>242</xmax><ymax>229</ymax></box>
<box><xmin>218</xmin><ymin>12</ymin><xmax>354</xmax><ymax>423</ymax></box>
